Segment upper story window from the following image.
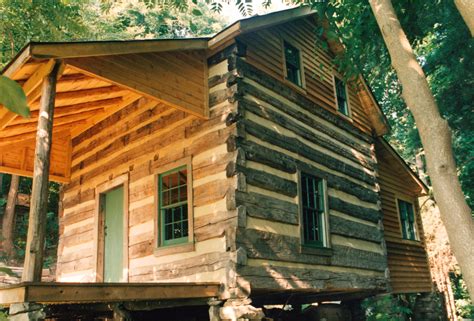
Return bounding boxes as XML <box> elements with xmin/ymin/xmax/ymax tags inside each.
<box><xmin>158</xmin><ymin>165</ymin><xmax>190</xmax><ymax>247</ymax></box>
<box><xmin>284</xmin><ymin>41</ymin><xmax>303</xmax><ymax>87</ymax></box>
<box><xmin>300</xmin><ymin>173</ymin><xmax>328</xmax><ymax>247</ymax></box>
<box><xmin>334</xmin><ymin>76</ymin><xmax>350</xmax><ymax>117</ymax></box>
<box><xmin>397</xmin><ymin>199</ymin><xmax>418</xmax><ymax>241</ymax></box>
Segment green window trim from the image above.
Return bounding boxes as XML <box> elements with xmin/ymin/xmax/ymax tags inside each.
<box><xmin>284</xmin><ymin>41</ymin><xmax>303</xmax><ymax>87</ymax></box>
<box><xmin>334</xmin><ymin>76</ymin><xmax>349</xmax><ymax>116</ymax></box>
<box><xmin>300</xmin><ymin>173</ymin><xmax>327</xmax><ymax>248</ymax></box>
<box><xmin>158</xmin><ymin>165</ymin><xmax>189</xmax><ymax>247</ymax></box>
<box><xmin>398</xmin><ymin>199</ymin><xmax>417</xmax><ymax>241</ymax></box>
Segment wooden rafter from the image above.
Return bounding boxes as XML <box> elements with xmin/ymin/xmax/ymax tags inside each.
<box><xmin>27</xmin><ymin>85</ymin><xmax>128</xmax><ymax>110</ymax></box>
<box><xmin>0</xmin><ymin>60</ymin><xmax>56</xmax><ymax>130</ymax></box>
<box><xmin>0</xmin><ymin>124</ymin><xmax>84</xmax><ymax>147</ymax></box>
<box><xmin>10</xmin><ymin>97</ymin><xmax>123</xmax><ymax>125</ymax></box>
<box><xmin>1</xmin><ymin>110</ymin><xmax>100</xmax><ymax>138</ymax></box>
<box><xmin>70</xmin><ymin>92</ymin><xmax>141</xmax><ymax>138</ymax></box>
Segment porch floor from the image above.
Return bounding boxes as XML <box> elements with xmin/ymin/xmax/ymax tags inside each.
<box><xmin>0</xmin><ymin>282</ymin><xmax>221</xmax><ymax>306</ymax></box>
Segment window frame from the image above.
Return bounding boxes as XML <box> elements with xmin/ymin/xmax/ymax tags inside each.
<box><xmin>154</xmin><ymin>157</ymin><xmax>194</xmax><ymax>256</ymax></box>
<box><xmin>282</xmin><ymin>39</ymin><xmax>306</xmax><ymax>89</ymax></box>
<box><xmin>297</xmin><ymin>171</ymin><xmax>331</xmax><ymax>250</ymax></box>
<box><xmin>395</xmin><ymin>197</ymin><xmax>419</xmax><ymax>242</ymax></box>
<box><xmin>332</xmin><ymin>74</ymin><xmax>352</xmax><ymax>119</ymax></box>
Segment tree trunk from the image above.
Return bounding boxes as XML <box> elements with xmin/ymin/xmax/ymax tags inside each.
<box><xmin>22</xmin><ymin>60</ymin><xmax>61</xmax><ymax>282</ymax></box>
<box><xmin>454</xmin><ymin>0</ymin><xmax>474</xmax><ymax>36</ymax></box>
<box><xmin>369</xmin><ymin>0</ymin><xmax>474</xmax><ymax>296</ymax></box>
<box><xmin>2</xmin><ymin>175</ymin><xmax>19</xmax><ymax>260</ymax></box>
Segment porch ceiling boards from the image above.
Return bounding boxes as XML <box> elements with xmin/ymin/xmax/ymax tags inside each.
<box><xmin>0</xmin><ymin>40</ymin><xmax>209</xmax><ymax>183</ymax></box>
<box><xmin>0</xmin><ymin>282</ymin><xmax>221</xmax><ymax>306</ymax></box>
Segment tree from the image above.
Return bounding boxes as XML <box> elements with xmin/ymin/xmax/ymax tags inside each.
<box><xmin>368</xmin><ymin>0</ymin><xmax>474</xmax><ymax>296</ymax></box>
<box><xmin>2</xmin><ymin>175</ymin><xmax>19</xmax><ymax>260</ymax></box>
<box><xmin>454</xmin><ymin>0</ymin><xmax>474</xmax><ymax>36</ymax></box>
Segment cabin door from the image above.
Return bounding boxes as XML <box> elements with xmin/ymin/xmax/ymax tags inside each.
<box><xmin>101</xmin><ymin>186</ymin><xmax>124</xmax><ymax>282</ymax></box>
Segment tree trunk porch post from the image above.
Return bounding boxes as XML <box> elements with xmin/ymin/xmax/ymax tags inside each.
<box><xmin>21</xmin><ymin>59</ymin><xmax>62</xmax><ymax>283</ymax></box>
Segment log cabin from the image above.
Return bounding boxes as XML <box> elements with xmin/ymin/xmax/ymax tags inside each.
<box><xmin>0</xmin><ymin>6</ymin><xmax>432</xmax><ymax>320</ymax></box>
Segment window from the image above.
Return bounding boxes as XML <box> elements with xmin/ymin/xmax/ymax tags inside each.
<box><xmin>158</xmin><ymin>165</ymin><xmax>190</xmax><ymax>246</ymax></box>
<box><xmin>334</xmin><ymin>76</ymin><xmax>349</xmax><ymax>116</ymax></box>
<box><xmin>300</xmin><ymin>173</ymin><xmax>327</xmax><ymax>247</ymax></box>
<box><xmin>284</xmin><ymin>41</ymin><xmax>303</xmax><ymax>87</ymax></box>
<box><xmin>397</xmin><ymin>199</ymin><xmax>417</xmax><ymax>241</ymax></box>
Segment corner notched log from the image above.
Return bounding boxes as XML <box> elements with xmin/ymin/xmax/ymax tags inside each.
<box><xmin>22</xmin><ymin>60</ymin><xmax>62</xmax><ymax>282</ymax></box>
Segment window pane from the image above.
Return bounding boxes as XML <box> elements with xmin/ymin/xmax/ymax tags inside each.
<box><xmin>398</xmin><ymin>199</ymin><xmax>416</xmax><ymax>240</ymax></box>
<box><xmin>335</xmin><ymin>77</ymin><xmax>349</xmax><ymax>116</ymax></box>
<box><xmin>301</xmin><ymin>173</ymin><xmax>326</xmax><ymax>246</ymax></box>
<box><xmin>284</xmin><ymin>42</ymin><xmax>302</xmax><ymax>86</ymax></box>
<box><xmin>165</xmin><ymin>223</ymin><xmax>173</xmax><ymax>241</ymax></box>
<box><xmin>159</xmin><ymin>166</ymin><xmax>189</xmax><ymax>245</ymax></box>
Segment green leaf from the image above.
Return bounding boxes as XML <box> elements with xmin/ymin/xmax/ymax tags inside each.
<box><xmin>191</xmin><ymin>8</ymin><xmax>202</xmax><ymax>16</ymax></box>
<box><xmin>0</xmin><ymin>267</ymin><xmax>17</xmax><ymax>277</ymax></box>
<box><xmin>0</xmin><ymin>76</ymin><xmax>30</xmax><ymax>118</ymax></box>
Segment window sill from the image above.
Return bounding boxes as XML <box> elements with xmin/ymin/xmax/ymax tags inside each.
<box><xmin>154</xmin><ymin>242</ymin><xmax>195</xmax><ymax>257</ymax></box>
<box><xmin>399</xmin><ymin>238</ymin><xmax>421</xmax><ymax>245</ymax></box>
<box><xmin>283</xmin><ymin>78</ymin><xmax>307</xmax><ymax>95</ymax></box>
<box><xmin>337</xmin><ymin>110</ymin><xmax>354</xmax><ymax>123</ymax></box>
<box><xmin>300</xmin><ymin>245</ymin><xmax>333</xmax><ymax>257</ymax></box>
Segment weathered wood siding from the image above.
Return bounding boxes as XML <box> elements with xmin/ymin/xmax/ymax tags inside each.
<box><xmin>237</xmin><ymin>17</ymin><xmax>373</xmax><ymax>134</ymax></box>
<box><xmin>226</xmin><ymin>42</ymin><xmax>389</xmax><ymax>294</ymax></box>
<box><xmin>56</xmin><ymin>53</ymin><xmax>239</xmax><ymax>295</ymax></box>
<box><xmin>66</xmin><ymin>50</ymin><xmax>208</xmax><ymax>117</ymax></box>
<box><xmin>375</xmin><ymin>140</ymin><xmax>432</xmax><ymax>293</ymax></box>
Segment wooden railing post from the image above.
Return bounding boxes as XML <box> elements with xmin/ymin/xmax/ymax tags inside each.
<box><xmin>22</xmin><ymin>60</ymin><xmax>62</xmax><ymax>282</ymax></box>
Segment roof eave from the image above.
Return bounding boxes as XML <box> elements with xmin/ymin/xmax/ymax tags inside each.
<box><xmin>2</xmin><ymin>44</ymin><xmax>32</xmax><ymax>77</ymax></box>
<box><xmin>29</xmin><ymin>38</ymin><xmax>210</xmax><ymax>59</ymax></box>
<box><xmin>378</xmin><ymin>137</ymin><xmax>429</xmax><ymax>195</ymax></box>
<box><xmin>208</xmin><ymin>6</ymin><xmax>315</xmax><ymax>49</ymax></box>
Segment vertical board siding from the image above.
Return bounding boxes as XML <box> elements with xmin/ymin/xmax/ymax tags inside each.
<box><xmin>375</xmin><ymin>141</ymin><xmax>432</xmax><ymax>293</ymax></box>
<box><xmin>57</xmin><ymin>56</ymin><xmax>237</xmax><ymax>286</ymax></box>
<box><xmin>239</xmin><ymin>17</ymin><xmax>373</xmax><ymax>134</ymax></box>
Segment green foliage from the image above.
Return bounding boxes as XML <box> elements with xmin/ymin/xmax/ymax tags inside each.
<box><xmin>0</xmin><ymin>0</ymin><xmax>225</xmax><ymax>69</ymax></box>
<box><xmin>0</xmin><ymin>0</ymin><xmax>92</xmax><ymax>67</ymax></box>
<box><xmin>450</xmin><ymin>270</ymin><xmax>474</xmax><ymax>318</ymax></box>
<box><xmin>77</xmin><ymin>1</ymin><xmax>224</xmax><ymax>41</ymax></box>
<box><xmin>0</xmin><ymin>266</ymin><xmax>17</xmax><ymax>277</ymax></box>
<box><xmin>0</xmin><ymin>76</ymin><xmax>29</xmax><ymax>117</ymax></box>
<box><xmin>362</xmin><ymin>294</ymin><xmax>412</xmax><ymax>321</ymax></box>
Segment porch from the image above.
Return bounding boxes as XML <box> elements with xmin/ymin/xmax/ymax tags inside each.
<box><xmin>0</xmin><ymin>282</ymin><xmax>220</xmax><ymax>320</ymax></box>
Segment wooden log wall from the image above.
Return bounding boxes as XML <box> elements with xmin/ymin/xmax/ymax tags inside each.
<box><xmin>56</xmin><ymin>50</ymin><xmax>241</xmax><ymax>298</ymax></box>
<box><xmin>375</xmin><ymin>140</ymin><xmax>432</xmax><ymax>293</ymax></box>
<box><xmin>225</xmin><ymin>39</ymin><xmax>389</xmax><ymax>294</ymax></box>
<box><xmin>238</xmin><ymin>16</ymin><xmax>374</xmax><ymax>134</ymax></box>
